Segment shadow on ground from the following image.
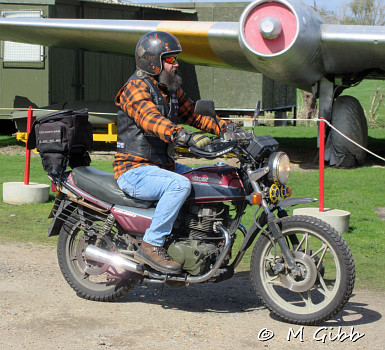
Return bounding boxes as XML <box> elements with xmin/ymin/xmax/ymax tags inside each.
<box><xmin>119</xmin><ymin>271</ymin><xmax>382</xmax><ymax>326</ymax></box>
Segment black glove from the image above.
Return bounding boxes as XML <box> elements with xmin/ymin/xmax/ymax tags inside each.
<box><xmin>176</xmin><ymin>129</ymin><xmax>211</xmax><ymax>149</ymax></box>
<box><xmin>223</xmin><ymin>123</ymin><xmax>252</xmax><ymax>141</ymax></box>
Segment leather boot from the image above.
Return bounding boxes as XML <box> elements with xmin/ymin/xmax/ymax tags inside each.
<box><xmin>135</xmin><ymin>241</ymin><xmax>182</xmax><ymax>274</ymax></box>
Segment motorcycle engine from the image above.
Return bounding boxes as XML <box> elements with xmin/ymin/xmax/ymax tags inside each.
<box><xmin>167</xmin><ymin>203</ymin><xmax>231</xmax><ymax>275</ymax></box>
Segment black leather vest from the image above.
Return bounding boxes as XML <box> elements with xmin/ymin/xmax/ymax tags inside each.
<box><xmin>116</xmin><ymin>71</ymin><xmax>179</xmax><ymax>165</ymax></box>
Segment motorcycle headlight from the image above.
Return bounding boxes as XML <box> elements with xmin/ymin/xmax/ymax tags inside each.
<box><xmin>267</xmin><ymin>151</ymin><xmax>291</xmax><ymax>185</ymax></box>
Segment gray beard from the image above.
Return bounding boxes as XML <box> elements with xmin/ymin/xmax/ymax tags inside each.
<box><xmin>158</xmin><ymin>69</ymin><xmax>182</xmax><ymax>91</ymax></box>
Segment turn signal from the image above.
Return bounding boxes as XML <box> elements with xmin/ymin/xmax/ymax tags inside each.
<box><xmin>252</xmin><ymin>192</ymin><xmax>262</xmax><ymax>205</ymax></box>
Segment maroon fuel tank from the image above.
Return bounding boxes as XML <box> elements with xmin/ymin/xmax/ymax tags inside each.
<box><xmin>183</xmin><ymin>164</ymin><xmax>246</xmax><ymax>203</ymax></box>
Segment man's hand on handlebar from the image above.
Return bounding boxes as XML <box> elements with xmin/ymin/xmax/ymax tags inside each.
<box><xmin>223</xmin><ymin>122</ymin><xmax>252</xmax><ymax>141</ymax></box>
<box><xmin>176</xmin><ymin>129</ymin><xmax>211</xmax><ymax>149</ymax></box>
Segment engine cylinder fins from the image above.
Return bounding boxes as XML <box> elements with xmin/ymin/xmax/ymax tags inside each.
<box><xmin>185</xmin><ymin>214</ymin><xmax>216</xmax><ymax>239</ymax></box>
<box><xmin>241</xmin><ymin>0</ymin><xmax>298</xmax><ymax>56</ymax></box>
<box><xmin>185</xmin><ymin>204</ymin><xmax>228</xmax><ymax>240</ymax></box>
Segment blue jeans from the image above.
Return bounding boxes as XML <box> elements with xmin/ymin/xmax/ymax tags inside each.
<box><xmin>117</xmin><ymin>163</ymin><xmax>192</xmax><ymax>246</ymax></box>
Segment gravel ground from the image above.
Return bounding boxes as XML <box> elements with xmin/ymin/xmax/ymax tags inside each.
<box><xmin>0</xmin><ymin>242</ymin><xmax>384</xmax><ymax>350</ymax></box>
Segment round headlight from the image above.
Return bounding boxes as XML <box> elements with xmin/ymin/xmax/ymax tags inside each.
<box><xmin>267</xmin><ymin>151</ymin><xmax>291</xmax><ymax>185</ymax></box>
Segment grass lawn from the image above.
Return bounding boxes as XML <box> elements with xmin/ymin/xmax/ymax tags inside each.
<box><xmin>0</xmin><ymin>128</ymin><xmax>384</xmax><ymax>291</ymax></box>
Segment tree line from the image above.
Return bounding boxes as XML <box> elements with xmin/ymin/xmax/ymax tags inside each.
<box><xmin>315</xmin><ymin>0</ymin><xmax>385</xmax><ymax>25</ymax></box>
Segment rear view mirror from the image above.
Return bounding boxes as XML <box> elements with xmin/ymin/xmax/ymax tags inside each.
<box><xmin>194</xmin><ymin>100</ymin><xmax>216</xmax><ymax>118</ymax></box>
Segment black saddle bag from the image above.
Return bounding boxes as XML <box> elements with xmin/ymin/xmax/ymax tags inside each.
<box><xmin>27</xmin><ymin>109</ymin><xmax>93</xmax><ymax>175</ymax></box>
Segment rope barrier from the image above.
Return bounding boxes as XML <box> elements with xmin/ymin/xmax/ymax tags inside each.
<box><xmin>1</xmin><ymin>107</ymin><xmax>383</xmax><ymax>162</ymax></box>
<box><xmin>319</xmin><ymin>118</ymin><xmax>385</xmax><ymax>162</ymax></box>
<box><xmin>260</xmin><ymin>116</ymin><xmax>385</xmax><ymax>162</ymax></box>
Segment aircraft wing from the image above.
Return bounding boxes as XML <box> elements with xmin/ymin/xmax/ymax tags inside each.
<box><xmin>321</xmin><ymin>24</ymin><xmax>385</xmax><ymax>77</ymax></box>
<box><xmin>1</xmin><ymin>0</ymin><xmax>385</xmax><ymax>91</ymax></box>
<box><xmin>0</xmin><ymin>18</ymin><xmax>255</xmax><ymax>72</ymax></box>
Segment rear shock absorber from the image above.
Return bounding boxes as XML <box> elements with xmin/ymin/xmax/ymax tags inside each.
<box><xmin>101</xmin><ymin>213</ymin><xmax>115</xmax><ymax>236</ymax></box>
<box><xmin>95</xmin><ymin>213</ymin><xmax>116</xmax><ymax>250</ymax></box>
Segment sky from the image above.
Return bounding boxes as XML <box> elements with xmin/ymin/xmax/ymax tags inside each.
<box><xmin>127</xmin><ymin>1</ymin><xmax>350</xmax><ymax>13</ymax></box>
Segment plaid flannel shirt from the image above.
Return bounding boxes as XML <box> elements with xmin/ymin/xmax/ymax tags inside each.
<box><xmin>113</xmin><ymin>75</ymin><xmax>229</xmax><ymax>179</ymax></box>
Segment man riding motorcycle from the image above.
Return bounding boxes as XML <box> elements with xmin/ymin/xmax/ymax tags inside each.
<box><xmin>113</xmin><ymin>31</ymin><xmax>248</xmax><ymax>274</ymax></box>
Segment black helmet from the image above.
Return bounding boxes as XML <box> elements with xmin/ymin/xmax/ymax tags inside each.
<box><xmin>135</xmin><ymin>31</ymin><xmax>182</xmax><ymax>76</ymax></box>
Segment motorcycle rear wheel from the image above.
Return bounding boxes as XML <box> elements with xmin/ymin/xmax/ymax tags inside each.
<box><xmin>250</xmin><ymin>215</ymin><xmax>355</xmax><ymax>325</ymax></box>
<box><xmin>57</xmin><ymin>212</ymin><xmax>137</xmax><ymax>301</ymax></box>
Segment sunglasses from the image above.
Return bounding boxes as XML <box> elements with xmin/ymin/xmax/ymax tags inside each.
<box><xmin>163</xmin><ymin>56</ymin><xmax>178</xmax><ymax>64</ymax></box>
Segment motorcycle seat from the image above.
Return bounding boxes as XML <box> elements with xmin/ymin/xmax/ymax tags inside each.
<box><xmin>71</xmin><ymin>166</ymin><xmax>155</xmax><ymax>209</ymax></box>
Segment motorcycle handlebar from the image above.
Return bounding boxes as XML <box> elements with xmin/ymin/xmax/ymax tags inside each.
<box><xmin>188</xmin><ymin>138</ymin><xmax>239</xmax><ymax>159</ymax></box>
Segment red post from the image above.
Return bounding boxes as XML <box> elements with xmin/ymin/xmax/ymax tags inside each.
<box><xmin>24</xmin><ymin>106</ymin><xmax>33</xmax><ymax>185</ymax></box>
<box><xmin>319</xmin><ymin>117</ymin><xmax>325</xmax><ymax>212</ymax></box>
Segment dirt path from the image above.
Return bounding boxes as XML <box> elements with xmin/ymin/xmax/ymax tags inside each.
<box><xmin>0</xmin><ymin>242</ymin><xmax>384</xmax><ymax>350</ymax></box>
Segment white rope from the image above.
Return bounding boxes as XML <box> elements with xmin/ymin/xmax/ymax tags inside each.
<box><xmin>319</xmin><ymin>118</ymin><xmax>385</xmax><ymax>162</ymax></box>
<box><xmin>0</xmin><ymin>107</ymin><xmax>304</xmax><ymax>120</ymax></box>
<box><xmin>256</xmin><ymin>116</ymin><xmax>385</xmax><ymax>162</ymax></box>
<box><xmin>2</xmin><ymin>107</ymin><xmax>384</xmax><ymax>162</ymax></box>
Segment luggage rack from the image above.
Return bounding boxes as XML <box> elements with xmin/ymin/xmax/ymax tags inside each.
<box><xmin>51</xmin><ymin>193</ymin><xmax>109</xmax><ymax>231</ymax></box>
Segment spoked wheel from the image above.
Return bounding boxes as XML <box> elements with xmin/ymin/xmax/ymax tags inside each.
<box><xmin>57</xmin><ymin>212</ymin><xmax>137</xmax><ymax>301</ymax></box>
<box><xmin>250</xmin><ymin>215</ymin><xmax>355</xmax><ymax>325</ymax></box>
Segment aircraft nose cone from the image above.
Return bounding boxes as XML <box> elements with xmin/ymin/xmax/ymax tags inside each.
<box><xmin>259</xmin><ymin>16</ymin><xmax>282</xmax><ymax>40</ymax></box>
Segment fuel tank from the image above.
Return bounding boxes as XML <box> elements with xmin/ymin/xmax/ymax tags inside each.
<box><xmin>183</xmin><ymin>164</ymin><xmax>246</xmax><ymax>203</ymax></box>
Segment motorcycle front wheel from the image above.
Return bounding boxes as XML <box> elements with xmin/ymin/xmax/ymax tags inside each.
<box><xmin>57</xmin><ymin>211</ymin><xmax>137</xmax><ymax>301</ymax></box>
<box><xmin>250</xmin><ymin>215</ymin><xmax>355</xmax><ymax>325</ymax></box>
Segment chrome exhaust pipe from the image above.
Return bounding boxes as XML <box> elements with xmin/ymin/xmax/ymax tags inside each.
<box><xmin>84</xmin><ymin>245</ymin><xmax>143</xmax><ymax>274</ymax></box>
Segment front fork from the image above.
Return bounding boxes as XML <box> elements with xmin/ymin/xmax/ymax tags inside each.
<box><xmin>266</xmin><ymin>212</ymin><xmax>301</xmax><ymax>276</ymax></box>
<box><xmin>246</xmin><ymin>170</ymin><xmax>301</xmax><ymax>276</ymax></box>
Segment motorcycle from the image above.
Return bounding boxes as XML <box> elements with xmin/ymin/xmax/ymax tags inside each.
<box><xmin>44</xmin><ymin>101</ymin><xmax>355</xmax><ymax>325</ymax></box>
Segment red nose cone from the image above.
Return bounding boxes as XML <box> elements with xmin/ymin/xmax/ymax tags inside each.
<box><xmin>243</xmin><ymin>2</ymin><xmax>297</xmax><ymax>55</ymax></box>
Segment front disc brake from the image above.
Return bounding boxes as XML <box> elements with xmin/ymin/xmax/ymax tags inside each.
<box><xmin>279</xmin><ymin>251</ymin><xmax>317</xmax><ymax>293</ymax></box>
